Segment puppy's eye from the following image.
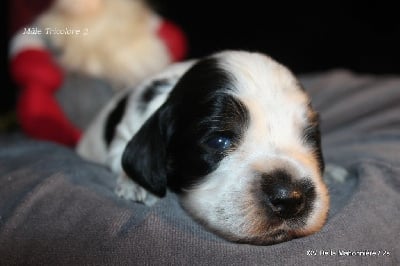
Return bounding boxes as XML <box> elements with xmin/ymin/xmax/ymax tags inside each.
<box><xmin>205</xmin><ymin>136</ymin><xmax>232</xmax><ymax>151</ymax></box>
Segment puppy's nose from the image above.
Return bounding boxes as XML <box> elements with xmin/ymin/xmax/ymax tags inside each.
<box><xmin>267</xmin><ymin>184</ymin><xmax>305</xmax><ymax>218</ymax></box>
<box><xmin>261</xmin><ymin>170</ymin><xmax>312</xmax><ymax>219</ymax></box>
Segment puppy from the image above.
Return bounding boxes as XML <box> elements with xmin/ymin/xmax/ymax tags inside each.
<box><xmin>77</xmin><ymin>50</ymin><xmax>329</xmax><ymax>245</ymax></box>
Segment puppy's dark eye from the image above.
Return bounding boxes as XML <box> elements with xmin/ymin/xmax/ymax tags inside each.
<box><xmin>205</xmin><ymin>136</ymin><xmax>232</xmax><ymax>152</ymax></box>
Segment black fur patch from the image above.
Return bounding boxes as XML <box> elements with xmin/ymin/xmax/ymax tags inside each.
<box><xmin>165</xmin><ymin>58</ymin><xmax>250</xmax><ymax>192</ymax></box>
<box><xmin>104</xmin><ymin>96</ymin><xmax>128</xmax><ymax>146</ymax></box>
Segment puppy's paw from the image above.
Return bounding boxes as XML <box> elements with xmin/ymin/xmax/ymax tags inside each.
<box><xmin>115</xmin><ymin>174</ymin><xmax>159</xmax><ymax>206</ymax></box>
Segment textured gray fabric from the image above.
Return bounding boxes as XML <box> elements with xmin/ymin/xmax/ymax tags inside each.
<box><xmin>0</xmin><ymin>70</ymin><xmax>399</xmax><ymax>265</ymax></box>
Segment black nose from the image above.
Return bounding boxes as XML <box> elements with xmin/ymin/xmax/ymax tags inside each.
<box><xmin>261</xmin><ymin>170</ymin><xmax>313</xmax><ymax>219</ymax></box>
<box><xmin>267</xmin><ymin>185</ymin><xmax>305</xmax><ymax>218</ymax></box>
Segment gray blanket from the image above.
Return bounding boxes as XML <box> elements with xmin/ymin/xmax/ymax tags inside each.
<box><xmin>0</xmin><ymin>70</ymin><xmax>399</xmax><ymax>265</ymax></box>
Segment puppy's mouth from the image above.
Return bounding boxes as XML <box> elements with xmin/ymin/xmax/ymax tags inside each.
<box><xmin>223</xmin><ymin>225</ymin><xmax>304</xmax><ymax>246</ymax></box>
<box><xmin>224</xmin><ymin>218</ymin><xmax>319</xmax><ymax>246</ymax></box>
<box><xmin>217</xmin><ymin>189</ymin><xmax>324</xmax><ymax>245</ymax></box>
<box><xmin>189</xmin><ymin>202</ymin><xmax>318</xmax><ymax>246</ymax></box>
<box><xmin>235</xmin><ymin>230</ymin><xmax>292</xmax><ymax>245</ymax></box>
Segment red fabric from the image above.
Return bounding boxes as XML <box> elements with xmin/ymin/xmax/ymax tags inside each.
<box><xmin>11</xmin><ymin>49</ymin><xmax>63</xmax><ymax>93</ymax></box>
<box><xmin>157</xmin><ymin>20</ymin><xmax>188</xmax><ymax>62</ymax></box>
<box><xmin>11</xmin><ymin>48</ymin><xmax>82</xmax><ymax>146</ymax></box>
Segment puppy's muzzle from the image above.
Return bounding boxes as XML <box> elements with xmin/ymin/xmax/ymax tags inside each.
<box><xmin>261</xmin><ymin>170</ymin><xmax>316</xmax><ymax>220</ymax></box>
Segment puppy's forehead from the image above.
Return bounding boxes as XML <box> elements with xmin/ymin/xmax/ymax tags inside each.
<box><xmin>214</xmin><ymin>51</ymin><xmax>308</xmax><ymax>104</ymax></box>
<box><xmin>209</xmin><ymin>52</ymin><xmax>311</xmax><ymax>137</ymax></box>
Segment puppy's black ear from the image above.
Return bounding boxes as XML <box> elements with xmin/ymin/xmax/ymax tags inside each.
<box><xmin>121</xmin><ymin>107</ymin><xmax>172</xmax><ymax>197</ymax></box>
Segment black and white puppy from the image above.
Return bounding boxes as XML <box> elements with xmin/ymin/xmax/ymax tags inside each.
<box><xmin>77</xmin><ymin>50</ymin><xmax>329</xmax><ymax>245</ymax></box>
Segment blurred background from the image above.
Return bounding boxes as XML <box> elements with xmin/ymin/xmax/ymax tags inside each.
<box><xmin>151</xmin><ymin>1</ymin><xmax>400</xmax><ymax>74</ymax></box>
<box><xmin>3</xmin><ymin>0</ymin><xmax>400</xmax><ymax>133</ymax></box>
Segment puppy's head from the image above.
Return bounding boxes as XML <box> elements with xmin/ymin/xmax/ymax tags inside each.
<box><xmin>122</xmin><ymin>51</ymin><xmax>329</xmax><ymax>245</ymax></box>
